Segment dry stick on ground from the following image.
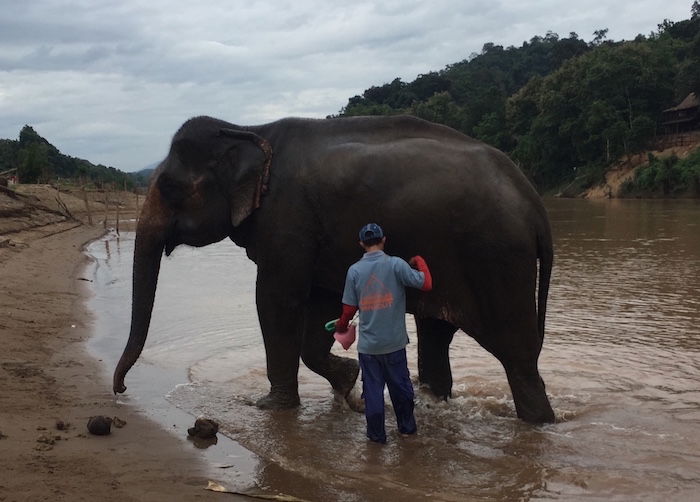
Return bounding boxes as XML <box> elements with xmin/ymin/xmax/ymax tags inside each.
<box><xmin>54</xmin><ymin>185</ymin><xmax>74</xmax><ymax>220</ymax></box>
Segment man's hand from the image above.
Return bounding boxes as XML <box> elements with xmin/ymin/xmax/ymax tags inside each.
<box><xmin>336</xmin><ymin>304</ymin><xmax>358</xmax><ymax>333</ymax></box>
<box><xmin>409</xmin><ymin>255</ymin><xmax>426</xmax><ymax>270</ymax></box>
<box><xmin>409</xmin><ymin>255</ymin><xmax>433</xmax><ymax>292</ymax></box>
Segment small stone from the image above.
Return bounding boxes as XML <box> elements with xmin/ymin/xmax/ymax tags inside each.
<box><xmin>0</xmin><ymin>431</ymin><xmax>7</xmax><ymax>440</ymax></box>
<box><xmin>87</xmin><ymin>416</ymin><xmax>112</xmax><ymax>436</ymax></box>
<box><xmin>187</xmin><ymin>417</ymin><xmax>219</xmax><ymax>439</ymax></box>
<box><xmin>55</xmin><ymin>420</ymin><xmax>68</xmax><ymax>431</ymax></box>
<box><xmin>36</xmin><ymin>434</ymin><xmax>55</xmax><ymax>445</ymax></box>
<box><xmin>112</xmin><ymin>417</ymin><xmax>127</xmax><ymax>428</ymax></box>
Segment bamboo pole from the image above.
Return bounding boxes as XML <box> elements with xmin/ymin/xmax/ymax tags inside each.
<box><xmin>103</xmin><ymin>187</ymin><xmax>109</xmax><ymax>229</ymax></box>
<box><xmin>82</xmin><ymin>186</ymin><xmax>93</xmax><ymax>225</ymax></box>
<box><xmin>115</xmin><ymin>191</ymin><xmax>121</xmax><ymax>235</ymax></box>
<box><xmin>135</xmin><ymin>192</ymin><xmax>140</xmax><ymax>222</ymax></box>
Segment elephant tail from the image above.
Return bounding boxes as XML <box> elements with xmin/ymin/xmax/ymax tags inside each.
<box><xmin>536</xmin><ymin>227</ymin><xmax>553</xmax><ymax>343</ymax></box>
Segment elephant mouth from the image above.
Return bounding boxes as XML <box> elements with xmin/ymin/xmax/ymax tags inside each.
<box><xmin>163</xmin><ymin>217</ymin><xmax>229</xmax><ymax>256</ymax></box>
<box><xmin>164</xmin><ymin>220</ymin><xmax>180</xmax><ymax>257</ymax></box>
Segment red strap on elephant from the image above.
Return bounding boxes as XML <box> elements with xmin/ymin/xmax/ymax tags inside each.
<box><xmin>219</xmin><ymin>128</ymin><xmax>273</xmax><ymax>210</ymax></box>
<box><xmin>410</xmin><ymin>255</ymin><xmax>433</xmax><ymax>292</ymax></box>
<box><xmin>336</xmin><ymin>304</ymin><xmax>358</xmax><ymax>333</ymax></box>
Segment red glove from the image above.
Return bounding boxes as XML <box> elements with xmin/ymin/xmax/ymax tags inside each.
<box><xmin>409</xmin><ymin>255</ymin><xmax>433</xmax><ymax>292</ymax></box>
<box><xmin>335</xmin><ymin>304</ymin><xmax>358</xmax><ymax>333</ymax></box>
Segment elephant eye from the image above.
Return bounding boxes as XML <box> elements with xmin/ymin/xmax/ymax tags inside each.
<box><xmin>157</xmin><ymin>174</ymin><xmax>186</xmax><ymax>205</ymax></box>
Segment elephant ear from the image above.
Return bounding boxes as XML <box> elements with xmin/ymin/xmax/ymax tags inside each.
<box><xmin>216</xmin><ymin>129</ymin><xmax>273</xmax><ymax>227</ymax></box>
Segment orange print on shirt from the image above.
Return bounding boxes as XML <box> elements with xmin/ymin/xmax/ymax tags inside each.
<box><xmin>360</xmin><ymin>274</ymin><xmax>394</xmax><ymax>311</ymax></box>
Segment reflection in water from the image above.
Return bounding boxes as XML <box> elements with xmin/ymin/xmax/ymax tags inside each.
<box><xmin>188</xmin><ymin>435</ymin><xmax>219</xmax><ymax>449</ymax></box>
<box><xmin>87</xmin><ymin>199</ymin><xmax>700</xmax><ymax>501</ymax></box>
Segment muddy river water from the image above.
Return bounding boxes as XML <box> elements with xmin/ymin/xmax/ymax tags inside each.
<box><xmin>86</xmin><ymin>198</ymin><xmax>700</xmax><ymax>501</ymax></box>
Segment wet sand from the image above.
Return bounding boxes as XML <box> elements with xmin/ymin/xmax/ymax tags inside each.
<box><xmin>0</xmin><ymin>219</ymin><xmax>251</xmax><ymax>500</ymax></box>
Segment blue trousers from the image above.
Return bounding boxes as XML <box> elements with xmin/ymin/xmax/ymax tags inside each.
<box><xmin>359</xmin><ymin>348</ymin><xmax>417</xmax><ymax>443</ymax></box>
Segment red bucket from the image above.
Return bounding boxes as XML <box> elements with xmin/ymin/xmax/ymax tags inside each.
<box><xmin>333</xmin><ymin>324</ymin><xmax>356</xmax><ymax>350</ymax></box>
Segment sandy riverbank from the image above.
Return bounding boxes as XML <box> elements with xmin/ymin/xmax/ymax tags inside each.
<box><xmin>0</xmin><ymin>222</ymin><xmax>237</xmax><ymax>501</ymax></box>
<box><xmin>0</xmin><ymin>186</ymin><xmax>253</xmax><ymax>500</ymax></box>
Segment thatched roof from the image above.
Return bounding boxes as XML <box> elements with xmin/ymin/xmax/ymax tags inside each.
<box><xmin>663</xmin><ymin>92</ymin><xmax>699</xmax><ymax>112</ymax></box>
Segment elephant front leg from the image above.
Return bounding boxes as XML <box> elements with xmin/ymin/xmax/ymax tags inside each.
<box><xmin>254</xmin><ymin>273</ymin><xmax>305</xmax><ymax>410</ymax></box>
<box><xmin>416</xmin><ymin>317</ymin><xmax>457</xmax><ymax>400</ymax></box>
<box><xmin>300</xmin><ymin>291</ymin><xmax>359</xmax><ymax>400</ymax></box>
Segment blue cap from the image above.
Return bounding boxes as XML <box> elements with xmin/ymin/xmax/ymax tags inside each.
<box><xmin>359</xmin><ymin>223</ymin><xmax>384</xmax><ymax>242</ymax></box>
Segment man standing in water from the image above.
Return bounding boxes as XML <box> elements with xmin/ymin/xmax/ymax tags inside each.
<box><xmin>335</xmin><ymin>223</ymin><xmax>433</xmax><ymax>443</ymax></box>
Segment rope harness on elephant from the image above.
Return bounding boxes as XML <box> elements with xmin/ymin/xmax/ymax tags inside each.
<box><xmin>219</xmin><ymin>128</ymin><xmax>273</xmax><ymax>211</ymax></box>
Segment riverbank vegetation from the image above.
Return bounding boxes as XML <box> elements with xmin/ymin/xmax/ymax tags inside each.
<box><xmin>621</xmin><ymin>149</ymin><xmax>700</xmax><ymax>197</ymax></box>
<box><xmin>337</xmin><ymin>4</ymin><xmax>700</xmax><ymax>196</ymax></box>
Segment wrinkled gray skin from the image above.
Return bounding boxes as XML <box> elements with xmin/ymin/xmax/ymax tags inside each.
<box><xmin>113</xmin><ymin>115</ymin><xmax>555</xmax><ymax>423</ymax></box>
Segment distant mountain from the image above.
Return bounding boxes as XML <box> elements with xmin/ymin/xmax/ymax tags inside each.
<box><xmin>126</xmin><ymin>165</ymin><xmax>157</xmax><ymax>188</ymax></box>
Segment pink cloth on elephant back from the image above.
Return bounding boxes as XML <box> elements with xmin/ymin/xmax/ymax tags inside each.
<box><xmin>333</xmin><ymin>324</ymin><xmax>356</xmax><ymax>350</ymax></box>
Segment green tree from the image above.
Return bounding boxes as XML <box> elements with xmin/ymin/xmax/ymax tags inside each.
<box><xmin>18</xmin><ymin>142</ymin><xmax>49</xmax><ymax>183</ymax></box>
<box><xmin>411</xmin><ymin>92</ymin><xmax>465</xmax><ymax>131</ymax></box>
<box><xmin>335</xmin><ymin>9</ymin><xmax>699</xmax><ymax>194</ymax></box>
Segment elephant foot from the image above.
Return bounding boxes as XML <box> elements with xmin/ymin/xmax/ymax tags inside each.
<box><xmin>335</xmin><ymin>358</ymin><xmax>360</xmax><ymax>398</ymax></box>
<box><xmin>255</xmin><ymin>389</ymin><xmax>300</xmax><ymax>410</ymax></box>
<box><xmin>417</xmin><ymin>375</ymin><xmax>451</xmax><ymax>401</ymax></box>
<box><xmin>425</xmin><ymin>380</ymin><xmax>451</xmax><ymax>401</ymax></box>
<box><xmin>329</xmin><ymin>359</ymin><xmax>363</xmax><ymax>412</ymax></box>
<box><xmin>334</xmin><ymin>373</ymin><xmax>364</xmax><ymax>413</ymax></box>
<box><xmin>515</xmin><ymin>399</ymin><xmax>556</xmax><ymax>424</ymax></box>
<box><xmin>505</xmin><ymin>366</ymin><xmax>556</xmax><ymax>424</ymax></box>
<box><xmin>346</xmin><ymin>382</ymin><xmax>364</xmax><ymax>413</ymax></box>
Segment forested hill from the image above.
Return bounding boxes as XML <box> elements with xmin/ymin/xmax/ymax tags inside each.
<box><xmin>337</xmin><ymin>8</ymin><xmax>700</xmax><ymax>193</ymax></box>
<box><xmin>0</xmin><ymin>125</ymin><xmax>150</xmax><ymax>189</ymax></box>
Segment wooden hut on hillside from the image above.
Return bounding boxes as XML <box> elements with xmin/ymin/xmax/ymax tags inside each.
<box><xmin>661</xmin><ymin>92</ymin><xmax>700</xmax><ymax>134</ymax></box>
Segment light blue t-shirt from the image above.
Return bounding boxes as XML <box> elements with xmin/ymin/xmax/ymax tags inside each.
<box><xmin>342</xmin><ymin>251</ymin><xmax>425</xmax><ymax>355</ymax></box>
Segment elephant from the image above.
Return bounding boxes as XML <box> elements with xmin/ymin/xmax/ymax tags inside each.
<box><xmin>113</xmin><ymin>114</ymin><xmax>555</xmax><ymax>424</ymax></box>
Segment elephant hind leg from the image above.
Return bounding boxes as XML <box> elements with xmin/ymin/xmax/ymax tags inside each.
<box><xmin>477</xmin><ymin>325</ymin><xmax>555</xmax><ymax>423</ymax></box>
<box><xmin>501</xmin><ymin>356</ymin><xmax>555</xmax><ymax>423</ymax></box>
<box><xmin>465</xmin><ymin>259</ymin><xmax>554</xmax><ymax>423</ymax></box>
<box><xmin>416</xmin><ymin>317</ymin><xmax>457</xmax><ymax>399</ymax></box>
<box><xmin>300</xmin><ymin>291</ymin><xmax>359</xmax><ymax>398</ymax></box>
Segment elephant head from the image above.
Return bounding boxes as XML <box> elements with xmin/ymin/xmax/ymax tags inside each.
<box><xmin>112</xmin><ymin>117</ymin><xmax>272</xmax><ymax>394</ymax></box>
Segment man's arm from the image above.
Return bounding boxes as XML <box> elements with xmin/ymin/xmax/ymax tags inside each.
<box><xmin>335</xmin><ymin>304</ymin><xmax>358</xmax><ymax>333</ymax></box>
<box><xmin>409</xmin><ymin>255</ymin><xmax>433</xmax><ymax>292</ymax></box>
<box><xmin>337</xmin><ymin>268</ymin><xmax>359</xmax><ymax>333</ymax></box>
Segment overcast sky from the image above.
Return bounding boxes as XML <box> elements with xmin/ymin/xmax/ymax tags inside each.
<box><xmin>0</xmin><ymin>1</ymin><xmax>693</xmax><ymax>172</ymax></box>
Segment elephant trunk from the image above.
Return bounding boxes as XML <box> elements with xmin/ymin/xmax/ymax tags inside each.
<box><xmin>113</xmin><ymin>190</ymin><xmax>170</xmax><ymax>394</ymax></box>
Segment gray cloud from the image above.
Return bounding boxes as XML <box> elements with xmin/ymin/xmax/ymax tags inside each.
<box><xmin>0</xmin><ymin>0</ymin><xmax>692</xmax><ymax>171</ymax></box>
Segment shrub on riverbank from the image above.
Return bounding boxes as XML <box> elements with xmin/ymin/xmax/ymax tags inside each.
<box><xmin>621</xmin><ymin>150</ymin><xmax>700</xmax><ymax>197</ymax></box>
